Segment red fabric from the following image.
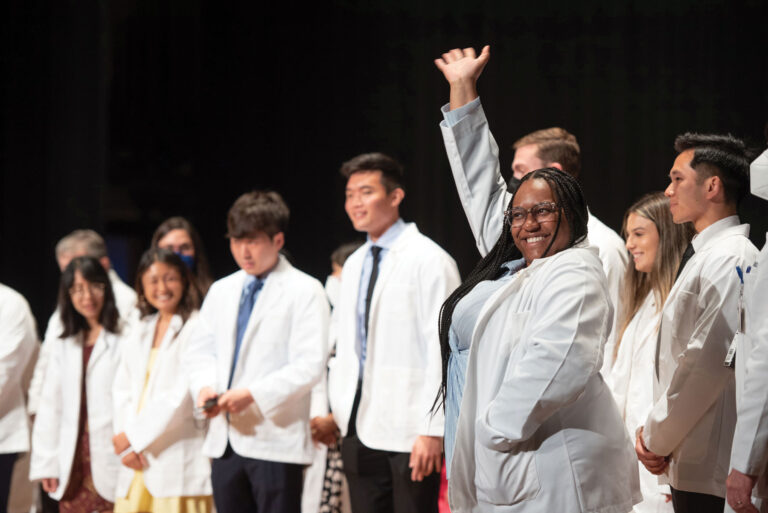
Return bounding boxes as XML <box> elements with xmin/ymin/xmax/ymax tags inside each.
<box><xmin>438</xmin><ymin>461</ymin><xmax>450</xmax><ymax>513</ymax></box>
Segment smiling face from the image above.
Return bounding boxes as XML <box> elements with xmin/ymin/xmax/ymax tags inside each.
<box><xmin>230</xmin><ymin>231</ymin><xmax>283</xmax><ymax>276</ymax></box>
<box><xmin>510</xmin><ymin>178</ymin><xmax>571</xmax><ymax>265</ymax></box>
<box><xmin>665</xmin><ymin>149</ymin><xmax>708</xmax><ymax>227</ymax></box>
<box><xmin>69</xmin><ymin>270</ymin><xmax>105</xmax><ymax>324</ymax></box>
<box><xmin>141</xmin><ymin>261</ymin><xmax>184</xmax><ymax>315</ymax></box>
<box><xmin>344</xmin><ymin>170</ymin><xmax>403</xmax><ymax>241</ymax></box>
<box><xmin>157</xmin><ymin>229</ymin><xmax>195</xmax><ymax>257</ymax></box>
<box><xmin>625</xmin><ymin>212</ymin><xmax>660</xmax><ymax>274</ymax></box>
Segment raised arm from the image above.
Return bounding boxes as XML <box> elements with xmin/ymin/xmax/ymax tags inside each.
<box><xmin>436</xmin><ymin>46</ymin><xmax>512</xmax><ymax>256</ymax></box>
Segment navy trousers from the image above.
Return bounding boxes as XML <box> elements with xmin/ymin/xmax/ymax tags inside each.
<box><xmin>211</xmin><ymin>444</ymin><xmax>303</xmax><ymax>513</ymax></box>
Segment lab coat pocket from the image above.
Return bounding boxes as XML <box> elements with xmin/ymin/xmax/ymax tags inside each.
<box><xmin>474</xmin><ymin>439</ymin><xmax>540</xmax><ymax>505</ymax></box>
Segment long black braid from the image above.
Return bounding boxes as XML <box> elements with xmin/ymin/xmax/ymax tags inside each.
<box><xmin>432</xmin><ymin>168</ymin><xmax>588</xmax><ymax>412</ymax></box>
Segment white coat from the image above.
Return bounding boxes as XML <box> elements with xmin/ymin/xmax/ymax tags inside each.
<box><xmin>728</xmin><ymin>234</ymin><xmax>768</xmax><ymax>511</ymax></box>
<box><xmin>643</xmin><ymin>216</ymin><xmax>758</xmax><ymax>498</ymax></box>
<box><xmin>439</xmin><ymin>98</ymin><xmax>627</xmax><ymax>372</ymax></box>
<box><xmin>112</xmin><ymin>312</ymin><xmax>212</xmax><ymax>499</ymax></box>
<box><xmin>29</xmin><ymin>329</ymin><xmax>123</xmax><ymax>501</ymax></box>
<box><xmin>327</xmin><ymin>223</ymin><xmax>461</xmax><ymax>452</ymax></box>
<box><xmin>27</xmin><ymin>269</ymin><xmax>137</xmax><ymax>415</ymax></box>
<box><xmin>0</xmin><ymin>283</ymin><xmax>39</xmax><ymax>455</ymax></box>
<box><xmin>450</xmin><ymin>244</ymin><xmax>640</xmax><ymax>513</ymax></box>
<box><xmin>607</xmin><ymin>293</ymin><xmax>672</xmax><ymax>513</ymax></box>
<box><xmin>183</xmin><ymin>255</ymin><xmax>329</xmax><ymax>464</ymax></box>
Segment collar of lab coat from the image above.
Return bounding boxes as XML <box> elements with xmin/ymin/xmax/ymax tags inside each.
<box><xmin>469</xmin><ymin>242</ymin><xmax>596</xmax><ymax>352</ymax></box>
<box><xmin>87</xmin><ymin>328</ymin><xmax>118</xmax><ymax>374</ymax></box>
<box><xmin>691</xmin><ymin>215</ymin><xmax>747</xmax><ymax>253</ymax></box>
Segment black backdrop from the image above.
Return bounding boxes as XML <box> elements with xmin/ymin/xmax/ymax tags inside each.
<box><xmin>2</xmin><ymin>0</ymin><xmax>767</xmax><ymax>332</ymax></box>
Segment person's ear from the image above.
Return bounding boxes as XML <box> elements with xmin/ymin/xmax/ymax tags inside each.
<box><xmin>271</xmin><ymin>232</ymin><xmax>285</xmax><ymax>251</ymax></box>
<box><xmin>704</xmin><ymin>175</ymin><xmax>722</xmax><ymax>201</ymax></box>
<box><xmin>548</xmin><ymin>162</ymin><xmax>564</xmax><ymax>172</ymax></box>
<box><xmin>99</xmin><ymin>256</ymin><xmax>111</xmax><ymax>272</ymax></box>
<box><xmin>389</xmin><ymin>187</ymin><xmax>405</xmax><ymax>208</ymax></box>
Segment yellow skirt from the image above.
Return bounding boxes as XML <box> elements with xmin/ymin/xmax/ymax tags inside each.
<box><xmin>114</xmin><ymin>471</ymin><xmax>213</xmax><ymax>513</ymax></box>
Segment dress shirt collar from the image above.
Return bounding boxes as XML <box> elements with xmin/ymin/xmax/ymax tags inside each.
<box><xmin>367</xmin><ymin>218</ymin><xmax>406</xmax><ymax>251</ymax></box>
<box><xmin>691</xmin><ymin>215</ymin><xmax>740</xmax><ymax>252</ymax></box>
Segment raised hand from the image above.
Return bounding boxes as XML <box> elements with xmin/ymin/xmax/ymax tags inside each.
<box><xmin>434</xmin><ymin>46</ymin><xmax>490</xmax><ymax>110</ymax></box>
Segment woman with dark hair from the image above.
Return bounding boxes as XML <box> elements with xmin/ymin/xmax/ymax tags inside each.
<box><xmin>111</xmin><ymin>248</ymin><xmax>211</xmax><ymax>513</ymax></box>
<box><xmin>30</xmin><ymin>256</ymin><xmax>123</xmax><ymax>513</ymax></box>
<box><xmin>608</xmin><ymin>193</ymin><xmax>693</xmax><ymax>512</ymax></box>
<box><xmin>436</xmin><ymin>167</ymin><xmax>641</xmax><ymax>512</ymax></box>
<box><xmin>151</xmin><ymin>217</ymin><xmax>213</xmax><ymax>296</ymax></box>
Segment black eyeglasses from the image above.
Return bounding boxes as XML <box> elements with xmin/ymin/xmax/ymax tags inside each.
<box><xmin>504</xmin><ymin>202</ymin><xmax>560</xmax><ymax>227</ymax></box>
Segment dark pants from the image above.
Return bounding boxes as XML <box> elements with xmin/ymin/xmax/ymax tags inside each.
<box><xmin>211</xmin><ymin>444</ymin><xmax>303</xmax><ymax>513</ymax></box>
<box><xmin>670</xmin><ymin>487</ymin><xmax>725</xmax><ymax>513</ymax></box>
<box><xmin>341</xmin><ymin>385</ymin><xmax>440</xmax><ymax>513</ymax></box>
<box><xmin>0</xmin><ymin>453</ymin><xmax>17</xmax><ymax>513</ymax></box>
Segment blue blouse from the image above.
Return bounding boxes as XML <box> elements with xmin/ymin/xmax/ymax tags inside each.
<box><xmin>444</xmin><ymin>258</ymin><xmax>525</xmax><ymax>478</ymax></box>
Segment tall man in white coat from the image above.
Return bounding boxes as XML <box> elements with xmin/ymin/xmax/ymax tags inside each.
<box><xmin>327</xmin><ymin>153</ymin><xmax>460</xmax><ymax>513</ymax></box>
<box><xmin>634</xmin><ymin>134</ymin><xmax>758</xmax><ymax>513</ymax></box>
<box><xmin>0</xmin><ymin>283</ymin><xmax>38</xmax><ymax>513</ymax></box>
<box><xmin>184</xmin><ymin>191</ymin><xmax>329</xmax><ymax>513</ymax></box>
<box><xmin>724</xmin><ymin>147</ymin><xmax>768</xmax><ymax>513</ymax></box>
<box><xmin>434</xmin><ymin>46</ymin><xmax>627</xmax><ymax>374</ymax></box>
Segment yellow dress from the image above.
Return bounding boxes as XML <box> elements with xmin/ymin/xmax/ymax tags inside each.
<box><xmin>114</xmin><ymin>349</ymin><xmax>213</xmax><ymax>513</ymax></box>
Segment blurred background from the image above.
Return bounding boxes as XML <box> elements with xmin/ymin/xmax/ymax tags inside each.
<box><xmin>2</xmin><ymin>0</ymin><xmax>767</xmax><ymax>332</ymax></box>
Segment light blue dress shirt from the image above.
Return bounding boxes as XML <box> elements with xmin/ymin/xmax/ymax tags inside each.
<box><xmin>444</xmin><ymin>258</ymin><xmax>525</xmax><ymax>478</ymax></box>
<box><xmin>356</xmin><ymin>218</ymin><xmax>407</xmax><ymax>380</ymax></box>
<box><xmin>441</xmin><ymin>97</ymin><xmax>481</xmax><ymax>127</ymax></box>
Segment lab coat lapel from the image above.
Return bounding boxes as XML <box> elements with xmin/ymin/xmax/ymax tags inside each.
<box><xmin>87</xmin><ymin>330</ymin><xmax>112</xmax><ymax>376</ymax></box>
<box><xmin>132</xmin><ymin>318</ymin><xmax>155</xmax><ymax>402</ymax></box>
<box><xmin>367</xmin><ymin>225</ymin><xmax>416</xmax><ymax>330</ymax></box>
<box><xmin>66</xmin><ymin>337</ymin><xmax>84</xmax><ymax>415</ymax></box>
<box><xmin>219</xmin><ymin>272</ymin><xmax>248</xmax><ymax>382</ymax></box>
<box><xmin>143</xmin><ymin>314</ymin><xmax>183</xmax><ymax>401</ymax></box>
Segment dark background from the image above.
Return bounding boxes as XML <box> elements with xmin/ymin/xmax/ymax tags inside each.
<box><xmin>2</xmin><ymin>0</ymin><xmax>767</xmax><ymax>333</ymax></box>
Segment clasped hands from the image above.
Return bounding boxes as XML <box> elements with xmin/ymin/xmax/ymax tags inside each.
<box><xmin>196</xmin><ymin>386</ymin><xmax>255</xmax><ymax>418</ymax></box>
<box><xmin>634</xmin><ymin>427</ymin><xmax>668</xmax><ymax>475</ymax></box>
<box><xmin>112</xmin><ymin>431</ymin><xmax>148</xmax><ymax>471</ymax></box>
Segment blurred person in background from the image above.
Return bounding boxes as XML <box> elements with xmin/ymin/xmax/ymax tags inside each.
<box><xmin>151</xmin><ymin>217</ymin><xmax>214</xmax><ymax>297</ymax></box>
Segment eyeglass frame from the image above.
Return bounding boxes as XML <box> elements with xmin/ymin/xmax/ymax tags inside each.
<box><xmin>504</xmin><ymin>201</ymin><xmax>562</xmax><ymax>228</ymax></box>
<box><xmin>68</xmin><ymin>282</ymin><xmax>107</xmax><ymax>297</ymax></box>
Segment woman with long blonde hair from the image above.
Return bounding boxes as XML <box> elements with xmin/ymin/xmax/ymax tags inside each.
<box><xmin>608</xmin><ymin>192</ymin><xmax>694</xmax><ymax>512</ymax></box>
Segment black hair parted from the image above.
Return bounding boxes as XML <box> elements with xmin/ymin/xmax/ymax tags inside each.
<box><xmin>674</xmin><ymin>132</ymin><xmax>750</xmax><ymax>205</ymax></box>
<box><xmin>58</xmin><ymin>256</ymin><xmax>120</xmax><ymax>339</ymax></box>
<box><xmin>432</xmin><ymin>167</ymin><xmax>588</xmax><ymax>412</ymax></box>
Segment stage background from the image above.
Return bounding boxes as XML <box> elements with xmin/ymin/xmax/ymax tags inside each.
<box><xmin>2</xmin><ymin>0</ymin><xmax>767</xmax><ymax>332</ymax></box>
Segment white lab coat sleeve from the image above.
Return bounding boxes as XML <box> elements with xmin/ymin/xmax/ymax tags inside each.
<box><xmin>123</xmin><ymin>360</ymin><xmax>193</xmax><ymax>453</ymax></box>
<box><xmin>247</xmin><ymin>283</ymin><xmax>329</xmax><ymax>419</ymax></box>
<box><xmin>643</xmin><ymin>254</ymin><xmax>741</xmax><ymax>456</ymax></box>
<box><xmin>111</xmin><ymin>344</ymin><xmax>132</xmax><ymax>436</ymax></box>
<box><xmin>0</xmin><ymin>297</ymin><xmax>36</xmax><ymax>399</ymax></box>
<box><xmin>29</xmin><ymin>339</ymin><xmax>63</xmax><ymax>481</ymax></box>
<box><xmin>731</xmin><ymin>261</ymin><xmax>768</xmax><ymax>475</ymax></box>
<box><xmin>415</xmin><ymin>253</ymin><xmax>461</xmax><ymax>437</ymax></box>
<box><xmin>27</xmin><ymin>312</ymin><xmax>60</xmax><ymax>415</ymax></box>
<box><xmin>476</xmin><ymin>258</ymin><xmax>607</xmax><ymax>450</ymax></box>
<box><xmin>182</xmin><ymin>291</ymin><xmax>218</xmax><ymax>400</ymax></box>
<box><xmin>440</xmin><ymin>98</ymin><xmax>511</xmax><ymax>257</ymax></box>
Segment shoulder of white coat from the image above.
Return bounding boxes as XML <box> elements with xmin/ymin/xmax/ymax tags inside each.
<box><xmin>0</xmin><ymin>282</ymin><xmax>33</xmax><ymax>320</ymax></box>
<box><xmin>207</xmin><ymin>270</ymin><xmax>244</xmax><ymax>296</ymax></box>
<box><xmin>701</xmin><ymin>232</ymin><xmax>759</xmax><ymax>262</ymax></box>
<box><xmin>280</xmin><ymin>262</ymin><xmax>326</xmax><ymax>296</ymax></box>
<box><xmin>587</xmin><ymin>216</ymin><xmax>627</xmax><ymax>258</ymax></box>
<box><xmin>400</xmin><ymin>227</ymin><xmax>458</xmax><ymax>268</ymax></box>
<box><xmin>541</xmin><ymin>246</ymin><xmax>606</xmax><ymax>283</ymax></box>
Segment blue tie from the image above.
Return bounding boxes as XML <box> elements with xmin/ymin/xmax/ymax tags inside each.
<box><xmin>228</xmin><ymin>278</ymin><xmax>264</xmax><ymax>388</ymax></box>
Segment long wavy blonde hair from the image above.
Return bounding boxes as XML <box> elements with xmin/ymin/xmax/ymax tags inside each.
<box><xmin>614</xmin><ymin>192</ymin><xmax>694</xmax><ymax>357</ymax></box>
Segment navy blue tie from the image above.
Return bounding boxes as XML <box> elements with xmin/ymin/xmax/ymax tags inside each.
<box><xmin>228</xmin><ymin>278</ymin><xmax>264</xmax><ymax>388</ymax></box>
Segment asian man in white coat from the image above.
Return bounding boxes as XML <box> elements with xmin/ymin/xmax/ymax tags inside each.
<box><xmin>184</xmin><ymin>191</ymin><xmax>329</xmax><ymax>513</ymax></box>
<box><xmin>724</xmin><ymin>147</ymin><xmax>768</xmax><ymax>513</ymax></box>
<box><xmin>0</xmin><ymin>283</ymin><xmax>38</xmax><ymax>513</ymax></box>
<box><xmin>327</xmin><ymin>152</ymin><xmax>461</xmax><ymax>513</ymax></box>
<box><xmin>635</xmin><ymin>133</ymin><xmax>758</xmax><ymax>513</ymax></box>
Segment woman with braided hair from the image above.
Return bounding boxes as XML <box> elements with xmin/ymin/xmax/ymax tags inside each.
<box><xmin>435</xmin><ymin>46</ymin><xmax>641</xmax><ymax>513</ymax></box>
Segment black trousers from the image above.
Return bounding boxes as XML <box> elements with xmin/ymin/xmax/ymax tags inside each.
<box><xmin>211</xmin><ymin>444</ymin><xmax>303</xmax><ymax>513</ymax></box>
<box><xmin>670</xmin><ymin>487</ymin><xmax>725</xmax><ymax>513</ymax></box>
<box><xmin>0</xmin><ymin>453</ymin><xmax>17</xmax><ymax>513</ymax></box>
<box><xmin>341</xmin><ymin>384</ymin><xmax>440</xmax><ymax>513</ymax></box>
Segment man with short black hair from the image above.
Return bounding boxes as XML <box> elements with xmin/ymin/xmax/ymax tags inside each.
<box><xmin>328</xmin><ymin>153</ymin><xmax>460</xmax><ymax>513</ymax></box>
<box><xmin>635</xmin><ymin>133</ymin><xmax>758</xmax><ymax>513</ymax></box>
<box><xmin>184</xmin><ymin>191</ymin><xmax>329</xmax><ymax>513</ymax></box>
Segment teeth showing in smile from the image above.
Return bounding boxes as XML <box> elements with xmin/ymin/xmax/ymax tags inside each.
<box><xmin>526</xmin><ymin>236</ymin><xmax>547</xmax><ymax>243</ymax></box>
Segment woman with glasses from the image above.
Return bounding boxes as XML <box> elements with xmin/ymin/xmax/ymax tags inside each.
<box><xmin>435</xmin><ymin>46</ymin><xmax>640</xmax><ymax>512</ymax></box>
<box><xmin>608</xmin><ymin>193</ymin><xmax>693</xmax><ymax>512</ymax></box>
<box><xmin>112</xmin><ymin>248</ymin><xmax>211</xmax><ymax>513</ymax></box>
<box><xmin>30</xmin><ymin>256</ymin><xmax>123</xmax><ymax>513</ymax></box>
